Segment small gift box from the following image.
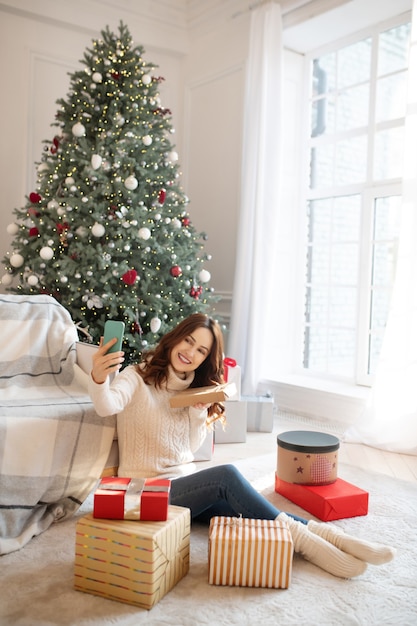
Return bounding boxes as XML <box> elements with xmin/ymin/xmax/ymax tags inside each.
<box><xmin>74</xmin><ymin>506</ymin><xmax>190</xmax><ymax>609</ymax></box>
<box><xmin>223</xmin><ymin>357</ymin><xmax>241</xmax><ymax>401</ymax></box>
<box><xmin>208</xmin><ymin>516</ymin><xmax>293</xmax><ymax>588</ymax></box>
<box><xmin>214</xmin><ymin>400</ymin><xmax>247</xmax><ymax>443</ymax></box>
<box><xmin>275</xmin><ymin>473</ymin><xmax>369</xmax><ymax>521</ymax></box>
<box><xmin>193</xmin><ymin>429</ymin><xmax>214</xmax><ymax>461</ymax></box>
<box><xmin>93</xmin><ymin>477</ymin><xmax>171</xmax><ymax>521</ymax></box>
<box><xmin>244</xmin><ymin>395</ymin><xmax>274</xmax><ymax>432</ymax></box>
<box><xmin>169</xmin><ymin>382</ymin><xmax>236</xmax><ymax>408</ymax></box>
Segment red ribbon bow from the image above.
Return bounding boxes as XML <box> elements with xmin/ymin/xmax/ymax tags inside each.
<box><xmin>223</xmin><ymin>357</ymin><xmax>237</xmax><ymax>382</ymax></box>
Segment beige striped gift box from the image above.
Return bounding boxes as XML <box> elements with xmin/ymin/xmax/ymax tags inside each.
<box><xmin>74</xmin><ymin>506</ymin><xmax>190</xmax><ymax>609</ymax></box>
<box><xmin>208</xmin><ymin>516</ymin><xmax>293</xmax><ymax>589</ymax></box>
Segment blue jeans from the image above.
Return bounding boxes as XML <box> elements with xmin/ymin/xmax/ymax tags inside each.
<box><xmin>170</xmin><ymin>464</ymin><xmax>307</xmax><ymax>525</ymax></box>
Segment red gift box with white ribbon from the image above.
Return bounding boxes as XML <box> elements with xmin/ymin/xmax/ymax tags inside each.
<box><xmin>93</xmin><ymin>477</ymin><xmax>171</xmax><ymax>521</ymax></box>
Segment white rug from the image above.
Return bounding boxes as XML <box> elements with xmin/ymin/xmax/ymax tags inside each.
<box><xmin>1</xmin><ymin>456</ymin><xmax>416</xmax><ymax>626</ymax></box>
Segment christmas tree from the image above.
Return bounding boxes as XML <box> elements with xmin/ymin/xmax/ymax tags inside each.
<box><xmin>2</xmin><ymin>22</ymin><xmax>218</xmax><ymax>363</ymax></box>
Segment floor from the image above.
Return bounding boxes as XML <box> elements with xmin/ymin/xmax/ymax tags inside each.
<box><xmin>201</xmin><ymin>411</ymin><xmax>417</xmax><ymax>484</ymax></box>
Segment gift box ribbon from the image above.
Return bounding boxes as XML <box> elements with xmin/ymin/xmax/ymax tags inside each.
<box><xmin>223</xmin><ymin>357</ymin><xmax>237</xmax><ymax>382</ymax></box>
<box><xmin>99</xmin><ymin>478</ymin><xmax>170</xmax><ymax>494</ymax></box>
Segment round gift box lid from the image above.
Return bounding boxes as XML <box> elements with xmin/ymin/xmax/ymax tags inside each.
<box><xmin>277</xmin><ymin>430</ymin><xmax>340</xmax><ymax>453</ymax></box>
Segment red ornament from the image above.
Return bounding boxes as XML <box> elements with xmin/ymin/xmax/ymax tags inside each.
<box><xmin>158</xmin><ymin>189</ymin><xmax>166</xmax><ymax>204</ymax></box>
<box><xmin>50</xmin><ymin>136</ymin><xmax>60</xmax><ymax>154</ymax></box>
<box><xmin>29</xmin><ymin>227</ymin><xmax>39</xmax><ymax>237</ymax></box>
<box><xmin>122</xmin><ymin>269</ymin><xmax>138</xmax><ymax>285</ymax></box>
<box><xmin>190</xmin><ymin>285</ymin><xmax>203</xmax><ymax>299</ymax></box>
<box><xmin>29</xmin><ymin>192</ymin><xmax>41</xmax><ymax>204</ymax></box>
<box><xmin>111</xmin><ymin>72</ymin><xmax>121</xmax><ymax>80</ymax></box>
<box><xmin>170</xmin><ymin>265</ymin><xmax>182</xmax><ymax>278</ymax></box>
<box><xmin>131</xmin><ymin>320</ymin><xmax>142</xmax><ymax>335</ymax></box>
<box><xmin>28</xmin><ymin>207</ymin><xmax>40</xmax><ymax>218</ymax></box>
<box><xmin>182</xmin><ymin>217</ymin><xmax>190</xmax><ymax>227</ymax></box>
<box><xmin>56</xmin><ymin>222</ymin><xmax>70</xmax><ymax>232</ymax></box>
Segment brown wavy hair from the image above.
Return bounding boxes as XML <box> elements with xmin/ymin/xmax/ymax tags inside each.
<box><xmin>136</xmin><ymin>313</ymin><xmax>226</xmax><ymax>424</ymax></box>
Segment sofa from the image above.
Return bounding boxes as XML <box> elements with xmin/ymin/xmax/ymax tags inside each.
<box><xmin>0</xmin><ymin>294</ymin><xmax>115</xmax><ymax>554</ymax></box>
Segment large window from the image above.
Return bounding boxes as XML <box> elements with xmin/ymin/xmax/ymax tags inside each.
<box><xmin>303</xmin><ymin>18</ymin><xmax>410</xmax><ymax>385</ymax></box>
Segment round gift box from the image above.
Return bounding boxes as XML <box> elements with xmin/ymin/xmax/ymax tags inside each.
<box><xmin>277</xmin><ymin>430</ymin><xmax>340</xmax><ymax>485</ymax></box>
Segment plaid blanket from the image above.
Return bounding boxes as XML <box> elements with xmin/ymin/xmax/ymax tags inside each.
<box><xmin>0</xmin><ymin>295</ymin><xmax>115</xmax><ymax>554</ymax></box>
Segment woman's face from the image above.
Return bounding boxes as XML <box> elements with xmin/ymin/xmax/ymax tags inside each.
<box><xmin>170</xmin><ymin>326</ymin><xmax>213</xmax><ymax>377</ymax></box>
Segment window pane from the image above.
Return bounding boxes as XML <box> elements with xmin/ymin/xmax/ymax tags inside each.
<box><xmin>368</xmin><ymin>332</ymin><xmax>384</xmax><ymax>375</ymax></box>
<box><xmin>338</xmin><ymin>39</ymin><xmax>372</xmax><ymax>89</ymax></box>
<box><xmin>312</xmin><ymin>54</ymin><xmax>336</xmax><ymax>94</ymax></box>
<box><xmin>328</xmin><ymin>328</ymin><xmax>356</xmax><ymax>375</ymax></box>
<box><xmin>378</xmin><ymin>24</ymin><xmax>411</xmax><ymax>76</ymax></box>
<box><xmin>376</xmin><ymin>72</ymin><xmax>408</xmax><ymax>121</ymax></box>
<box><xmin>311</xmin><ymin>95</ymin><xmax>335</xmax><ymax>137</ymax></box>
<box><xmin>335</xmin><ymin>135</ymin><xmax>367</xmax><ymax>185</ymax></box>
<box><xmin>372</xmin><ymin>242</ymin><xmax>398</xmax><ymax>285</ymax></box>
<box><xmin>337</xmin><ymin>84</ymin><xmax>369</xmax><ymax>131</ymax></box>
<box><xmin>331</xmin><ymin>243</ymin><xmax>358</xmax><ymax>284</ymax></box>
<box><xmin>330</xmin><ymin>286</ymin><xmax>357</xmax><ymax>326</ymax></box>
<box><xmin>373</xmin><ymin>195</ymin><xmax>401</xmax><ymax>239</ymax></box>
<box><xmin>333</xmin><ymin>195</ymin><xmax>361</xmax><ymax>241</ymax></box>
<box><xmin>310</xmin><ymin>144</ymin><xmax>334</xmax><ymax>188</ymax></box>
<box><xmin>370</xmin><ymin>288</ymin><xmax>392</xmax><ymax>329</ymax></box>
<box><xmin>374</xmin><ymin>126</ymin><xmax>404</xmax><ymax>179</ymax></box>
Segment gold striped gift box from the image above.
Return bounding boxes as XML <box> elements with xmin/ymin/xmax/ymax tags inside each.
<box><xmin>74</xmin><ymin>506</ymin><xmax>190</xmax><ymax>609</ymax></box>
<box><xmin>208</xmin><ymin>516</ymin><xmax>293</xmax><ymax>589</ymax></box>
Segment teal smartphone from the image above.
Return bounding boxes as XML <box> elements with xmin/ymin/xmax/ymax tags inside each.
<box><xmin>103</xmin><ymin>320</ymin><xmax>125</xmax><ymax>354</ymax></box>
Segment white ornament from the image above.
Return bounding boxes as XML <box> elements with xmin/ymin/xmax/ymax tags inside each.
<box><xmin>76</xmin><ymin>226</ymin><xmax>88</xmax><ymax>237</ymax></box>
<box><xmin>1</xmin><ymin>273</ymin><xmax>13</xmax><ymax>286</ymax></box>
<box><xmin>167</xmin><ymin>151</ymin><xmax>178</xmax><ymax>162</ymax></box>
<box><xmin>57</xmin><ymin>208</ymin><xmax>65</xmax><ymax>217</ymax></box>
<box><xmin>142</xmin><ymin>135</ymin><xmax>152</xmax><ymax>146</ymax></box>
<box><xmin>72</xmin><ymin>122</ymin><xmax>86</xmax><ymax>137</ymax></box>
<box><xmin>91</xmin><ymin>223</ymin><xmax>105</xmax><ymax>237</ymax></box>
<box><xmin>124</xmin><ymin>175</ymin><xmax>138</xmax><ymax>190</ymax></box>
<box><xmin>37</xmin><ymin>163</ymin><xmax>49</xmax><ymax>173</ymax></box>
<box><xmin>47</xmin><ymin>199</ymin><xmax>58</xmax><ymax>210</ymax></box>
<box><xmin>115</xmin><ymin>114</ymin><xmax>125</xmax><ymax>126</ymax></box>
<box><xmin>199</xmin><ymin>269</ymin><xmax>211</xmax><ymax>283</ymax></box>
<box><xmin>138</xmin><ymin>227</ymin><xmax>151</xmax><ymax>240</ymax></box>
<box><xmin>91</xmin><ymin>154</ymin><xmax>102</xmax><ymax>170</ymax></box>
<box><xmin>65</xmin><ymin>177</ymin><xmax>75</xmax><ymax>186</ymax></box>
<box><xmin>6</xmin><ymin>223</ymin><xmax>19</xmax><ymax>236</ymax></box>
<box><xmin>150</xmin><ymin>317</ymin><xmax>161</xmax><ymax>333</ymax></box>
<box><xmin>27</xmin><ymin>274</ymin><xmax>39</xmax><ymax>286</ymax></box>
<box><xmin>40</xmin><ymin>246</ymin><xmax>54</xmax><ymax>261</ymax></box>
<box><xmin>172</xmin><ymin>218</ymin><xmax>181</xmax><ymax>229</ymax></box>
<box><xmin>10</xmin><ymin>253</ymin><xmax>24</xmax><ymax>268</ymax></box>
<box><xmin>142</xmin><ymin>74</ymin><xmax>152</xmax><ymax>85</ymax></box>
<box><xmin>92</xmin><ymin>72</ymin><xmax>103</xmax><ymax>83</ymax></box>
<box><xmin>60</xmin><ymin>276</ymin><xmax>68</xmax><ymax>283</ymax></box>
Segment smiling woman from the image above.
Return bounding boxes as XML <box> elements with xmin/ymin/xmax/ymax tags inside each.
<box><xmin>85</xmin><ymin>312</ymin><xmax>395</xmax><ymax>580</ymax></box>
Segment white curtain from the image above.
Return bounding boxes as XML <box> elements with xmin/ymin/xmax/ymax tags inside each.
<box><xmin>228</xmin><ymin>2</ymin><xmax>283</xmax><ymax>396</ymax></box>
<box><xmin>344</xmin><ymin>0</ymin><xmax>417</xmax><ymax>455</ymax></box>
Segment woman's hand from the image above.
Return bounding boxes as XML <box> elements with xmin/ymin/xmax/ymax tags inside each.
<box><xmin>91</xmin><ymin>337</ymin><xmax>125</xmax><ymax>384</ymax></box>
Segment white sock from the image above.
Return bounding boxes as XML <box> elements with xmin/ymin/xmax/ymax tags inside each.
<box><xmin>278</xmin><ymin>513</ymin><xmax>367</xmax><ymax>579</ymax></box>
<box><xmin>307</xmin><ymin>520</ymin><xmax>396</xmax><ymax>565</ymax></box>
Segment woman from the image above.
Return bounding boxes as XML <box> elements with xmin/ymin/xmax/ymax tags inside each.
<box><xmin>88</xmin><ymin>313</ymin><xmax>395</xmax><ymax>579</ymax></box>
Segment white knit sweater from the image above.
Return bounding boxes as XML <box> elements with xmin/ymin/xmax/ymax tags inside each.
<box><xmin>88</xmin><ymin>365</ymin><xmax>208</xmax><ymax>478</ymax></box>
